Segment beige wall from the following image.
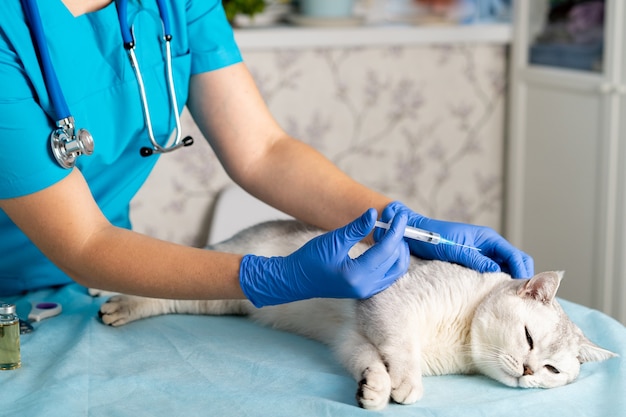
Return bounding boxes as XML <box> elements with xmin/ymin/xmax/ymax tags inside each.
<box><xmin>130</xmin><ymin>42</ymin><xmax>508</xmax><ymax>246</ymax></box>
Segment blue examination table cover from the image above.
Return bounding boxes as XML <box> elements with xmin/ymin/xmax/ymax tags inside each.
<box><xmin>2</xmin><ymin>283</ymin><xmax>624</xmax><ymax>417</ymax></box>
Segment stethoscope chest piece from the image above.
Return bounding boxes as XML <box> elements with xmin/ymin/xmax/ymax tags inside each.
<box><xmin>50</xmin><ymin>117</ymin><xmax>94</xmax><ymax>169</ymax></box>
<box><xmin>23</xmin><ymin>0</ymin><xmax>191</xmax><ymax>168</ymax></box>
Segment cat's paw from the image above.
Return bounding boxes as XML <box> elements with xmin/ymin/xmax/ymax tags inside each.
<box><xmin>390</xmin><ymin>374</ymin><xmax>423</xmax><ymax>405</ymax></box>
<box><xmin>356</xmin><ymin>365</ymin><xmax>392</xmax><ymax>410</ymax></box>
<box><xmin>99</xmin><ymin>295</ymin><xmax>146</xmax><ymax>326</ymax></box>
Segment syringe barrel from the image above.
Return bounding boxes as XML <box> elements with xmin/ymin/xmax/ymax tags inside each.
<box><xmin>403</xmin><ymin>225</ymin><xmax>442</xmax><ymax>244</ymax></box>
<box><xmin>374</xmin><ymin>221</ymin><xmax>442</xmax><ymax>244</ymax></box>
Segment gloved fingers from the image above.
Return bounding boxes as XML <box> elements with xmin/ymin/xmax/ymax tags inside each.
<box><xmin>369</xmin><ymin>237</ymin><xmax>410</xmax><ymax>279</ymax></box>
<box><xmin>380</xmin><ymin>201</ymin><xmax>402</xmax><ymax>220</ymax></box>
<box><xmin>365</xmin><ymin>241</ymin><xmax>411</xmax><ymax>296</ymax></box>
<box><xmin>481</xmin><ymin>238</ymin><xmax>534</xmax><ymax>278</ymax></box>
<box><xmin>381</xmin><ymin>239</ymin><xmax>411</xmax><ymax>282</ymax></box>
<box><xmin>373</xmin><ymin>202</ymin><xmax>406</xmax><ymax>242</ymax></box>
<box><xmin>462</xmin><ymin>250</ymin><xmax>501</xmax><ymax>273</ymax></box>
<box><xmin>357</xmin><ymin>212</ymin><xmax>408</xmax><ymax>270</ymax></box>
<box><xmin>435</xmin><ymin>243</ymin><xmax>501</xmax><ymax>274</ymax></box>
<box><xmin>349</xmin><ymin>238</ymin><xmax>410</xmax><ymax>298</ymax></box>
<box><xmin>336</xmin><ymin>208</ymin><xmax>378</xmax><ymax>249</ymax></box>
<box><xmin>503</xmin><ymin>250</ymin><xmax>534</xmax><ymax>278</ymax></box>
<box><xmin>522</xmin><ymin>253</ymin><xmax>534</xmax><ymax>277</ymax></box>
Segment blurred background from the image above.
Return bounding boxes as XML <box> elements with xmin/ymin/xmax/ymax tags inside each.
<box><xmin>223</xmin><ymin>0</ymin><xmax>513</xmax><ymax>27</ymax></box>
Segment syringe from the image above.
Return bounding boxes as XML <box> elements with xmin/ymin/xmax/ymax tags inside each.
<box><xmin>374</xmin><ymin>221</ymin><xmax>481</xmax><ymax>251</ymax></box>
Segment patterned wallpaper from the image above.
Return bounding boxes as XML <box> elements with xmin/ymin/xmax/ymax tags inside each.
<box><xmin>130</xmin><ymin>42</ymin><xmax>508</xmax><ymax>247</ymax></box>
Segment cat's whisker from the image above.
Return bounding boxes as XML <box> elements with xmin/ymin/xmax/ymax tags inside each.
<box><xmin>468</xmin><ymin>352</ymin><xmax>501</xmax><ymax>365</ymax></box>
<box><xmin>467</xmin><ymin>344</ymin><xmax>512</xmax><ymax>370</ymax></box>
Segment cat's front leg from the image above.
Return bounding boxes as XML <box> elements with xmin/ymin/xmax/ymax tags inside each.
<box><xmin>357</xmin><ymin>363</ymin><xmax>392</xmax><ymax>410</ymax></box>
<box><xmin>333</xmin><ymin>329</ymin><xmax>392</xmax><ymax>410</ymax></box>
<box><xmin>99</xmin><ymin>295</ymin><xmax>252</xmax><ymax>326</ymax></box>
<box><xmin>379</xmin><ymin>335</ymin><xmax>424</xmax><ymax>405</ymax></box>
<box><xmin>99</xmin><ymin>295</ymin><xmax>176</xmax><ymax>326</ymax></box>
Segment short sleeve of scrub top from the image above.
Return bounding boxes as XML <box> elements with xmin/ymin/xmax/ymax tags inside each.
<box><xmin>0</xmin><ymin>0</ymin><xmax>242</xmax><ymax>295</ymax></box>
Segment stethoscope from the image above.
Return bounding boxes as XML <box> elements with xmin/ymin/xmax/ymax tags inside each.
<box><xmin>21</xmin><ymin>0</ymin><xmax>193</xmax><ymax>169</ymax></box>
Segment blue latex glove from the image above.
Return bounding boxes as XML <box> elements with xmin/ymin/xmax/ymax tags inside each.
<box><xmin>239</xmin><ymin>208</ymin><xmax>410</xmax><ymax>308</ymax></box>
<box><xmin>375</xmin><ymin>201</ymin><xmax>534</xmax><ymax>278</ymax></box>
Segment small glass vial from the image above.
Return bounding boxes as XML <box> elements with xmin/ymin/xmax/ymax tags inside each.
<box><xmin>0</xmin><ymin>302</ymin><xmax>21</xmax><ymax>370</ymax></box>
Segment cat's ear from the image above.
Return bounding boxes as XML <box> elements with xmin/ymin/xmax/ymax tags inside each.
<box><xmin>578</xmin><ymin>336</ymin><xmax>618</xmax><ymax>363</ymax></box>
<box><xmin>517</xmin><ymin>271</ymin><xmax>564</xmax><ymax>304</ymax></box>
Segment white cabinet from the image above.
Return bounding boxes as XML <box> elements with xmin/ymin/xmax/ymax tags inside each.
<box><xmin>507</xmin><ymin>0</ymin><xmax>625</xmax><ymax>323</ymax></box>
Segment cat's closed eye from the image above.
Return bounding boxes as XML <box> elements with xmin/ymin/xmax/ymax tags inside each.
<box><xmin>545</xmin><ymin>364</ymin><xmax>560</xmax><ymax>374</ymax></box>
<box><xmin>524</xmin><ymin>326</ymin><xmax>534</xmax><ymax>350</ymax></box>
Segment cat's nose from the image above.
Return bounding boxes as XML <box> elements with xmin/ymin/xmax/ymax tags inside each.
<box><xmin>523</xmin><ymin>364</ymin><xmax>534</xmax><ymax>376</ymax></box>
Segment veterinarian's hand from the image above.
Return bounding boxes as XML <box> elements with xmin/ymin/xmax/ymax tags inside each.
<box><xmin>239</xmin><ymin>208</ymin><xmax>410</xmax><ymax>307</ymax></box>
<box><xmin>374</xmin><ymin>201</ymin><xmax>534</xmax><ymax>278</ymax></box>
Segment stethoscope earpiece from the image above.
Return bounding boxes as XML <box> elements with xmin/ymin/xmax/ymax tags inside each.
<box><xmin>182</xmin><ymin>136</ymin><xmax>194</xmax><ymax>147</ymax></box>
<box><xmin>139</xmin><ymin>136</ymin><xmax>194</xmax><ymax>157</ymax></box>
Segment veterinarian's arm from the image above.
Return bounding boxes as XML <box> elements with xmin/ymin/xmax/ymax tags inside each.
<box><xmin>0</xmin><ymin>169</ymin><xmax>247</xmax><ymax>300</ymax></box>
<box><xmin>186</xmin><ymin>64</ymin><xmax>395</xmax><ymax>233</ymax></box>
<box><xmin>0</xmin><ymin>61</ymin><xmax>409</xmax><ymax>303</ymax></box>
<box><xmin>187</xmin><ymin>64</ymin><xmax>534</xmax><ymax>278</ymax></box>
<box><xmin>0</xmin><ymin>169</ymin><xmax>407</xmax><ymax>303</ymax></box>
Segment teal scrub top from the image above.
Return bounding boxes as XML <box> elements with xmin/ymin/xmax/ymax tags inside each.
<box><xmin>0</xmin><ymin>0</ymin><xmax>242</xmax><ymax>295</ymax></box>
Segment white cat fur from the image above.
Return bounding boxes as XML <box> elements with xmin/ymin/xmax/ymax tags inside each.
<box><xmin>98</xmin><ymin>220</ymin><xmax>616</xmax><ymax>410</ymax></box>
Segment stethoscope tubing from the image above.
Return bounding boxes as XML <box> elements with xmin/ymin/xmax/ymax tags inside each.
<box><xmin>116</xmin><ymin>0</ymin><xmax>172</xmax><ymax>46</ymax></box>
<box><xmin>20</xmin><ymin>0</ymin><xmax>71</xmax><ymax>122</ymax></box>
<box><xmin>126</xmin><ymin>27</ymin><xmax>183</xmax><ymax>153</ymax></box>
<box><xmin>160</xmin><ymin>40</ymin><xmax>184</xmax><ymax>152</ymax></box>
<box><xmin>20</xmin><ymin>0</ymin><xmax>192</xmax><ymax>167</ymax></box>
<box><xmin>118</xmin><ymin>0</ymin><xmax>186</xmax><ymax>154</ymax></box>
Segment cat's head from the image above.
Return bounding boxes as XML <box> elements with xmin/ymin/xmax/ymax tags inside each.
<box><xmin>470</xmin><ymin>271</ymin><xmax>616</xmax><ymax>388</ymax></box>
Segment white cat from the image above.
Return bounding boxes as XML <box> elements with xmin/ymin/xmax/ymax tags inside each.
<box><xmin>97</xmin><ymin>220</ymin><xmax>616</xmax><ymax>410</ymax></box>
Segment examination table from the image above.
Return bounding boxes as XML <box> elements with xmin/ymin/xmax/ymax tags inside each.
<box><xmin>2</xmin><ymin>187</ymin><xmax>625</xmax><ymax>417</ymax></box>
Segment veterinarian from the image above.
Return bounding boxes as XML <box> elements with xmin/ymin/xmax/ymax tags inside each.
<box><xmin>0</xmin><ymin>0</ymin><xmax>533</xmax><ymax>305</ymax></box>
